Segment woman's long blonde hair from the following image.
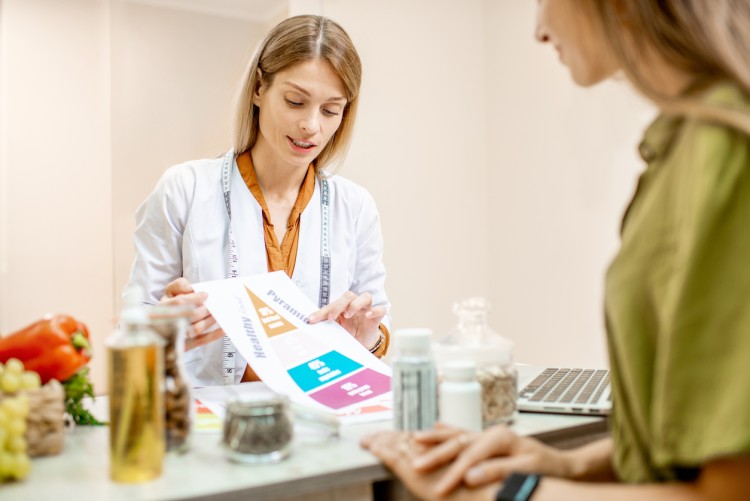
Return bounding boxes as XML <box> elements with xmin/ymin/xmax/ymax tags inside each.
<box><xmin>234</xmin><ymin>15</ymin><xmax>362</xmax><ymax>174</ymax></box>
<box><xmin>591</xmin><ymin>0</ymin><xmax>750</xmax><ymax>135</ymax></box>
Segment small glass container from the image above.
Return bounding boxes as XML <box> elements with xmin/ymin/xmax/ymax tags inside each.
<box><xmin>222</xmin><ymin>393</ymin><xmax>293</xmax><ymax>464</ymax></box>
<box><xmin>435</xmin><ymin>298</ymin><xmax>517</xmax><ymax>427</ymax></box>
<box><xmin>148</xmin><ymin>305</ymin><xmax>192</xmax><ymax>453</ymax></box>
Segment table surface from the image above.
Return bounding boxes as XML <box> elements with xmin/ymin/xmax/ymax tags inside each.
<box><xmin>5</xmin><ymin>366</ymin><xmax>608</xmax><ymax>501</ymax></box>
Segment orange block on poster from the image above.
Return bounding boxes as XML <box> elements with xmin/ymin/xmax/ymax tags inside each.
<box><xmin>246</xmin><ymin>286</ymin><xmax>297</xmax><ymax>338</ymax></box>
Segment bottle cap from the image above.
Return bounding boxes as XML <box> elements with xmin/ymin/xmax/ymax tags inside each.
<box><xmin>442</xmin><ymin>360</ymin><xmax>477</xmax><ymax>382</ymax></box>
<box><xmin>121</xmin><ymin>285</ymin><xmax>149</xmax><ymax>324</ymax></box>
<box><xmin>394</xmin><ymin>328</ymin><xmax>433</xmax><ymax>353</ymax></box>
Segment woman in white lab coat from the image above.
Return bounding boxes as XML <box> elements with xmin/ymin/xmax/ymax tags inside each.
<box><xmin>127</xmin><ymin>15</ymin><xmax>390</xmax><ymax>386</ymax></box>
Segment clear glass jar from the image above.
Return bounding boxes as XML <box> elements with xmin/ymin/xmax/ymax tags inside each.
<box><xmin>148</xmin><ymin>305</ymin><xmax>192</xmax><ymax>453</ymax></box>
<box><xmin>222</xmin><ymin>392</ymin><xmax>293</xmax><ymax>464</ymax></box>
<box><xmin>434</xmin><ymin>297</ymin><xmax>517</xmax><ymax>427</ymax></box>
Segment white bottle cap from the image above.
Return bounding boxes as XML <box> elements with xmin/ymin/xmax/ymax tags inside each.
<box><xmin>121</xmin><ymin>285</ymin><xmax>148</xmax><ymax>324</ymax></box>
<box><xmin>442</xmin><ymin>360</ymin><xmax>477</xmax><ymax>382</ymax></box>
<box><xmin>394</xmin><ymin>328</ymin><xmax>433</xmax><ymax>354</ymax></box>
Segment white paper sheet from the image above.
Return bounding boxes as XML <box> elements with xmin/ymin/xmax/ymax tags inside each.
<box><xmin>193</xmin><ymin>272</ymin><xmax>392</xmax><ymax>424</ymax></box>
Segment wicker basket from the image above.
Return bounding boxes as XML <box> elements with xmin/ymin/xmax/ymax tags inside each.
<box><xmin>24</xmin><ymin>379</ymin><xmax>66</xmax><ymax>457</ymax></box>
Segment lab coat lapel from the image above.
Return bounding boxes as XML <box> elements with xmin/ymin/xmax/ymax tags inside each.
<box><xmin>295</xmin><ymin>176</ymin><xmax>322</xmax><ymax>304</ymax></box>
<box><xmin>230</xmin><ymin>163</ymin><xmax>268</xmax><ymax>278</ymax></box>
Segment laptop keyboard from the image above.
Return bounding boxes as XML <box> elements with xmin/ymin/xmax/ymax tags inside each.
<box><xmin>520</xmin><ymin>368</ymin><xmax>611</xmax><ymax>404</ymax></box>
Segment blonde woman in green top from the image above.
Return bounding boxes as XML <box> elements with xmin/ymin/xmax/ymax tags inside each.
<box><xmin>361</xmin><ymin>0</ymin><xmax>750</xmax><ymax>500</ymax></box>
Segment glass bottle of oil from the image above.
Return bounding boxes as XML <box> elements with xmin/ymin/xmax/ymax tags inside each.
<box><xmin>108</xmin><ymin>287</ymin><xmax>166</xmax><ymax>483</ymax></box>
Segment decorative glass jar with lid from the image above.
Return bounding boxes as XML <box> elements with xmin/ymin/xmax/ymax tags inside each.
<box><xmin>434</xmin><ymin>297</ymin><xmax>517</xmax><ymax>426</ymax></box>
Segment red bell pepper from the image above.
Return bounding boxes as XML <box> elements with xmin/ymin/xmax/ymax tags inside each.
<box><xmin>0</xmin><ymin>314</ymin><xmax>91</xmax><ymax>383</ymax></box>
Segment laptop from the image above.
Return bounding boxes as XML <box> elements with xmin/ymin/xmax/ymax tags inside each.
<box><xmin>516</xmin><ymin>365</ymin><xmax>612</xmax><ymax>416</ymax></box>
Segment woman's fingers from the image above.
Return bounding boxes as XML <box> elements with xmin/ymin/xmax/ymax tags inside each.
<box><xmin>364</xmin><ymin>431</ymin><xmax>495</xmax><ymax>501</ymax></box>
<box><xmin>163</xmin><ymin>277</ymin><xmax>194</xmax><ymax>298</ymax></box>
<box><xmin>309</xmin><ymin>291</ymin><xmax>357</xmax><ymax>323</ymax></box>
<box><xmin>189</xmin><ymin>303</ymin><xmax>212</xmax><ymax>323</ymax></box>
<box><xmin>161</xmin><ymin>292</ymin><xmax>211</xmax><ymax>331</ymax></box>
<box><xmin>161</xmin><ymin>291</ymin><xmax>208</xmax><ymax>309</ymax></box>
<box><xmin>366</xmin><ymin>434</ymin><xmax>401</xmax><ymax>467</ymax></box>
<box><xmin>360</xmin><ymin>430</ymin><xmax>401</xmax><ymax>453</ymax></box>
<box><xmin>411</xmin><ymin>432</ymin><xmax>473</xmax><ymax>472</ymax></box>
<box><xmin>155</xmin><ymin>278</ymin><xmax>220</xmax><ymax>351</ymax></box>
<box><xmin>413</xmin><ymin>424</ymin><xmax>467</xmax><ymax>444</ymax></box>
<box><xmin>364</xmin><ymin>304</ymin><xmax>387</xmax><ymax>322</ymax></box>
<box><xmin>158</xmin><ymin>278</ymin><xmax>215</xmax><ymax>333</ymax></box>
<box><xmin>161</xmin><ymin>278</ymin><xmax>207</xmax><ymax>311</ymax></box>
<box><xmin>434</xmin><ymin>426</ymin><xmax>517</xmax><ymax>496</ymax></box>
<box><xmin>185</xmin><ymin>327</ymin><xmax>225</xmax><ymax>351</ymax></box>
<box><xmin>309</xmin><ymin>291</ymin><xmax>387</xmax><ymax>327</ymax></box>
<box><xmin>343</xmin><ymin>292</ymin><xmax>372</xmax><ymax>318</ymax></box>
<box><xmin>362</xmin><ymin>431</ymin><xmax>431</xmax><ymax>462</ymax></box>
<box><xmin>463</xmin><ymin>455</ymin><xmax>537</xmax><ymax>486</ymax></box>
<box><xmin>191</xmin><ymin>312</ymin><xmax>217</xmax><ymax>335</ymax></box>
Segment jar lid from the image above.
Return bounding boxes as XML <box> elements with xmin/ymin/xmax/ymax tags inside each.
<box><xmin>226</xmin><ymin>391</ymin><xmax>289</xmax><ymax>416</ymax></box>
<box><xmin>394</xmin><ymin>328</ymin><xmax>433</xmax><ymax>353</ymax></box>
<box><xmin>442</xmin><ymin>360</ymin><xmax>477</xmax><ymax>381</ymax></box>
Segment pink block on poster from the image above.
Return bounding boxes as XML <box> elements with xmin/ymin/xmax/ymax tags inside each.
<box><xmin>308</xmin><ymin>368</ymin><xmax>391</xmax><ymax>410</ymax></box>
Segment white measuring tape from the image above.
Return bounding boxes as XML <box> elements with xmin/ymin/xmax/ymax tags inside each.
<box><xmin>219</xmin><ymin>150</ymin><xmax>331</xmax><ymax>384</ymax></box>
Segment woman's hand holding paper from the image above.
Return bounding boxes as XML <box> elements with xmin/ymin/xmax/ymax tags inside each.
<box><xmin>308</xmin><ymin>291</ymin><xmax>385</xmax><ymax>351</ymax></box>
<box><xmin>161</xmin><ymin>278</ymin><xmax>225</xmax><ymax>351</ymax></box>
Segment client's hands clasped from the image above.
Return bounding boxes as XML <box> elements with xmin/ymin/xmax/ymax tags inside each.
<box><xmin>360</xmin><ymin>425</ymin><xmax>496</xmax><ymax>501</ymax></box>
<box><xmin>361</xmin><ymin>423</ymin><xmax>573</xmax><ymax>500</ymax></box>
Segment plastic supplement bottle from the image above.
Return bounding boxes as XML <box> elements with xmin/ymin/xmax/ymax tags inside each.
<box><xmin>108</xmin><ymin>287</ymin><xmax>166</xmax><ymax>483</ymax></box>
<box><xmin>439</xmin><ymin>361</ymin><xmax>482</xmax><ymax>432</ymax></box>
<box><xmin>392</xmin><ymin>328</ymin><xmax>438</xmax><ymax>431</ymax></box>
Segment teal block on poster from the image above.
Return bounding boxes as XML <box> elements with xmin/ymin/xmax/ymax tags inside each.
<box><xmin>288</xmin><ymin>350</ymin><xmax>363</xmax><ymax>392</ymax></box>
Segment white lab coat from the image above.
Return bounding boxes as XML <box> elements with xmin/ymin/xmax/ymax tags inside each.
<box><xmin>127</xmin><ymin>154</ymin><xmax>390</xmax><ymax>385</ymax></box>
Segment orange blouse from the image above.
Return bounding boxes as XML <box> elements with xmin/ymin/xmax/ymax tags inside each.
<box><xmin>236</xmin><ymin>151</ymin><xmax>315</xmax><ymax>278</ymax></box>
<box><xmin>236</xmin><ymin>152</ymin><xmax>389</xmax><ymax>381</ymax></box>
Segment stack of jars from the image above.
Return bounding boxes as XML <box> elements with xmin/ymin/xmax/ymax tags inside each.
<box><xmin>434</xmin><ymin>297</ymin><xmax>517</xmax><ymax>427</ymax></box>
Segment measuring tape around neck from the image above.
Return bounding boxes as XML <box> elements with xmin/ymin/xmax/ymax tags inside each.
<box><xmin>219</xmin><ymin>150</ymin><xmax>331</xmax><ymax>384</ymax></box>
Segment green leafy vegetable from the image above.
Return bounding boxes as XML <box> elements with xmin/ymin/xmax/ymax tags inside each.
<box><xmin>62</xmin><ymin>368</ymin><xmax>106</xmax><ymax>426</ymax></box>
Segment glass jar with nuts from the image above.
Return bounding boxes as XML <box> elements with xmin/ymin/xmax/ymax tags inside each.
<box><xmin>434</xmin><ymin>297</ymin><xmax>517</xmax><ymax>427</ymax></box>
<box><xmin>148</xmin><ymin>305</ymin><xmax>192</xmax><ymax>453</ymax></box>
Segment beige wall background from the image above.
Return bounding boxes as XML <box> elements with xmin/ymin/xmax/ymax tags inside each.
<box><xmin>0</xmin><ymin>0</ymin><xmax>113</xmax><ymax>388</ymax></box>
<box><xmin>110</xmin><ymin>1</ymin><xmax>267</xmax><ymax>314</ymax></box>
<box><xmin>0</xmin><ymin>0</ymin><xmax>655</xmax><ymax>391</ymax></box>
<box><xmin>482</xmin><ymin>1</ymin><xmax>654</xmax><ymax>367</ymax></box>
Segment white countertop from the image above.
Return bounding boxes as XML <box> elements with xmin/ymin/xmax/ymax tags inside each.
<box><xmin>5</xmin><ymin>365</ymin><xmax>606</xmax><ymax>501</ymax></box>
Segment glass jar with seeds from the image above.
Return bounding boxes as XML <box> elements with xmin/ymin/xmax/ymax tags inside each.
<box><xmin>434</xmin><ymin>297</ymin><xmax>517</xmax><ymax>427</ymax></box>
<box><xmin>222</xmin><ymin>391</ymin><xmax>293</xmax><ymax>464</ymax></box>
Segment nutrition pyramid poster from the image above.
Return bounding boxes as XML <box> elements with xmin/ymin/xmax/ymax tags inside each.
<box><xmin>194</xmin><ymin>272</ymin><xmax>392</xmax><ymax>419</ymax></box>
